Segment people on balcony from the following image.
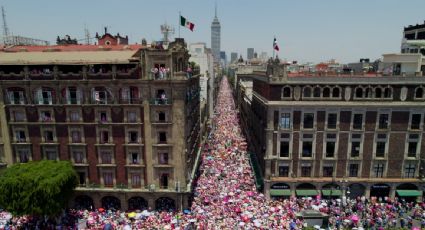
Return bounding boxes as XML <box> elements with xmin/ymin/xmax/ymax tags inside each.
<box><xmin>151</xmin><ymin>67</ymin><xmax>170</xmax><ymax>79</ymax></box>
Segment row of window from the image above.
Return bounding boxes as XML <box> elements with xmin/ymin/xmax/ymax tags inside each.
<box><xmin>279</xmin><ymin>111</ymin><xmax>423</xmax><ymax>130</ymax></box>
<box><xmin>276</xmin><ymin>161</ymin><xmax>417</xmax><ymax>178</ymax></box>
<box><xmin>281</xmin><ymin>85</ymin><xmax>425</xmax><ymax>100</ymax></box>
<box><xmin>5</xmin><ymin>87</ymin><xmax>168</xmax><ymax>105</ymax></box>
<box><xmin>14</xmin><ymin>146</ymin><xmax>170</xmax><ymax>166</ymax></box>
<box><xmin>10</xmin><ymin>108</ymin><xmax>167</xmax><ymax>123</ymax></box>
<box><xmin>13</xmin><ymin>127</ymin><xmax>167</xmax><ymax>144</ymax></box>
<box><xmin>278</xmin><ymin>132</ymin><xmax>421</xmax><ymax>159</ymax></box>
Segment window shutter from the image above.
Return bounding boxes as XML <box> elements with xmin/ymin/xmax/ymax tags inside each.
<box><xmin>77</xmin><ymin>88</ymin><xmax>83</xmax><ymax>104</ymax></box>
<box><xmin>7</xmin><ymin>91</ymin><xmax>14</xmax><ymax>104</ymax></box>
<box><xmin>19</xmin><ymin>91</ymin><xmax>25</xmax><ymax>104</ymax></box>
<box><xmin>47</xmin><ymin>91</ymin><xmax>52</xmax><ymax>105</ymax></box>
<box><xmin>37</xmin><ymin>89</ymin><xmax>43</xmax><ymax>104</ymax></box>
<box><xmin>66</xmin><ymin>87</ymin><xmax>70</xmax><ymax>104</ymax></box>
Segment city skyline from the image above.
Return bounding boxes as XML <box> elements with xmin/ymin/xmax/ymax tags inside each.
<box><xmin>1</xmin><ymin>0</ymin><xmax>425</xmax><ymax>63</ymax></box>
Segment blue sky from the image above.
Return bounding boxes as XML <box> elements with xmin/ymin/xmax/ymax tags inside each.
<box><xmin>1</xmin><ymin>0</ymin><xmax>424</xmax><ymax>63</ymax></box>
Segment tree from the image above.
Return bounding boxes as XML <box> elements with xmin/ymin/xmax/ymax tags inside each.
<box><xmin>0</xmin><ymin>160</ymin><xmax>78</xmax><ymax>217</ymax></box>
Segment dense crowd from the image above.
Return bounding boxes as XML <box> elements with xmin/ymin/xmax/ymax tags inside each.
<box><xmin>1</xmin><ymin>77</ymin><xmax>425</xmax><ymax>229</ymax></box>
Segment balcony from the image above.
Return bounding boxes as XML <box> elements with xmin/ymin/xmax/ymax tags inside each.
<box><xmin>149</xmin><ymin>68</ymin><xmax>170</xmax><ymax>80</ymax></box>
<box><xmin>119</xmin><ymin>98</ymin><xmax>143</xmax><ymax>104</ymax></box>
<box><xmin>150</xmin><ymin>98</ymin><xmax>172</xmax><ymax>105</ymax></box>
<box><xmin>0</xmin><ymin>71</ymin><xmax>25</xmax><ymax>80</ymax></box>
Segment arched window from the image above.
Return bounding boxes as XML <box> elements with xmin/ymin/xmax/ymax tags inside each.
<box><xmin>155</xmin><ymin>197</ymin><xmax>176</xmax><ymax>211</ymax></box>
<box><xmin>303</xmin><ymin>86</ymin><xmax>312</xmax><ymax>98</ymax></box>
<box><xmin>415</xmin><ymin>87</ymin><xmax>424</xmax><ymax>99</ymax></box>
<box><xmin>101</xmin><ymin>196</ymin><xmax>121</xmax><ymax>210</ymax></box>
<box><xmin>384</xmin><ymin>87</ymin><xmax>392</xmax><ymax>98</ymax></box>
<box><xmin>323</xmin><ymin>87</ymin><xmax>331</xmax><ymax>98</ymax></box>
<box><xmin>375</xmin><ymin>87</ymin><xmax>382</xmax><ymax>98</ymax></box>
<box><xmin>365</xmin><ymin>87</ymin><xmax>373</xmax><ymax>98</ymax></box>
<box><xmin>332</xmin><ymin>87</ymin><xmax>340</xmax><ymax>98</ymax></box>
<box><xmin>282</xmin><ymin>86</ymin><xmax>291</xmax><ymax>98</ymax></box>
<box><xmin>355</xmin><ymin>87</ymin><xmax>363</xmax><ymax>98</ymax></box>
<box><xmin>313</xmin><ymin>87</ymin><xmax>321</xmax><ymax>98</ymax></box>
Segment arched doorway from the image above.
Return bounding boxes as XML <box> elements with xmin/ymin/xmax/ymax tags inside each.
<box><xmin>101</xmin><ymin>196</ymin><xmax>121</xmax><ymax>210</ymax></box>
<box><xmin>321</xmin><ymin>183</ymin><xmax>341</xmax><ymax>199</ymax></box>
<box><xmin>128</xmin><ymin>197</ymin><xmax>148</xmax><ymax>211</ymax></box>
<box><xmin>348</xmin><ymin>183</ymin><xmax>366</xmax><ymax>199</ymax></box>
<box><xmin>396</xmin><ymin>183</ymin><xmax>420</xmax><ymax>202</ymax></box>
<box><xmin>370</xmin><ymin>184</ymin><xmax>390</xmax><ymax>201</ymax></box>
<box><xmin>270</xmin><ymin>183</ymin><xmax>291</xmax><ymax>200</ymax></box>
<box><xmin>155</xmin><ymin>197</ymin><xmax>176</xmax><ymax>211</ymax></box>
<box><xmin>296</xmin><ymin>183</ymin><xmax>318</xmax><ymax>198</ymax></box>
<box><xmin>74</xmin><ymin>195</ymin><xmax>94</xmax><ymax>210</ymax></box>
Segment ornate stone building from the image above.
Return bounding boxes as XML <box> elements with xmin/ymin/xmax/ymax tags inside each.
<box><xmin>237</xmin><ymin>57</ymin><xmax>425</xmax><ymax>202</ymax></box>
<box><xmin>0</xmin><ymin>36</ymin><xmax>201</xmax><ymax>211</ymax></box>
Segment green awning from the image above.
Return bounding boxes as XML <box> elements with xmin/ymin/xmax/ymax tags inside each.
<box><xmin>296</xmin><ymin>189</ymin><xmax>318</xmax><ymax>196</ymax></box>
<box><xmin>321</xmin><ymin>189</ymin><xmax>342</xmax><ymax>196</ymax></box>
<box><xmin>396</xmin><ymin>190</ymin><xmax>422</xmax><ymax>197</ymax></box>
<box><xmin>270</xmin><ymin>189</ymin><xmax>291</xmax><ymax>196</ymax></box>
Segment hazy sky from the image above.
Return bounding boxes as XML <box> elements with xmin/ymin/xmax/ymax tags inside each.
<box><xmin>1</xmin><ymin>0</ymin><xmax>424</xmax><ymax>63</ymax></box>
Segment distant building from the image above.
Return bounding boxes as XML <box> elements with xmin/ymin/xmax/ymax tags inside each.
<box><xmin>401</xmin><ymin>21</ymin><xmax>425</xmax><ymax>55</ymax></box>
<box><xmin>382</xmin><ymin>21</ymin><xmax>425</xmax><ymax>76</ymax></box>
<box><xmin>189</xmin><ymin>43</ymin><xmax>215</xmax><ymax>101</ymax></box>
<box><xmin>230</xmin><ymin>52</ymin><xmax>238</xmax><ymax>64</ymax></box>
<box><xmin>211</xmin><ymin>6</ymin><xmax>221</xmax><ymax>64</ymax></box>
<box><xmin>95</xmin><ymin>27</ymin><xmax>128</xmax><ymax>45</ymax></box>
<box><xmin>220</xmin><ymin>51</ymin><xmax>227</xmax><ymax>67</ymax></box>
<box><xmin>247</xmin><ymin>48</ymin><xmax>254</xmax><ymax>60</ymax></box>
<box><xmin>56</xmin><ymin>35</ymin><xmax>78</xmax><ymax>45</ymax></box>
<box><xmin>260</xmin><ymin>52</ymin><xmax>268</xmax><ymax>62</ymax></box>
<box><xmin>346</xmin><ymin>59</ymin><xmax>375</xmax><ymax>74</ymax></box>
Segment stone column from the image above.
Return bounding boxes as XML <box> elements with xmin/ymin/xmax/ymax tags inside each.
<box><xmin>264</xmin><ymin>179</ymin><xmax>271</xmax><ymax>199</ymax></box>
<box><xmin>389</xmin><ymin>184</ymin><xmax>396</xmax><ymax>200</ymax></box>
<box><xmin>365</xmin><ymin>185</ymin><xmax>371</xmax><ymax>198</ymax></box>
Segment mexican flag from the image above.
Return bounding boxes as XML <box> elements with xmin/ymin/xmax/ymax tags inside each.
<box><xmin>180</xmin><ymin>16</ymin><xmax>195</xmax><ymax>31</ymax></box>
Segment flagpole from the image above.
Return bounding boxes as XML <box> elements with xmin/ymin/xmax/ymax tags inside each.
<box><xmin>178</xmin><ymin>11</ymin><xmax>181</xmax><ymax>38</ymax></box>
<box><xmin>272</xmin><ymin>36</ymin><xmax>275</xmax><ymax>59</ymax></box>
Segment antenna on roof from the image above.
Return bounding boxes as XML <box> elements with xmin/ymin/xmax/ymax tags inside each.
<box><xmin>161</xmin><ymin>22</ymin><xmax>174</xmax><ymax>47</ymax></box>
<box><xmin>1</xmin><ymin>6</ymin><xmax>10</xmax><ymax>45</ymax></box>
<box><xmin>84</xmin><ymin>24</ymin><xmax>91</xmax><ymax>45</ymax></box>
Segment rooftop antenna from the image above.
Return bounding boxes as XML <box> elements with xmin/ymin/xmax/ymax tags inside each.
<box><xmin>84</xmin><ymin>24</ymin><xmax>91</xmax><ymax>45</ymax></box>
<box><xmin>2</xmin><ymin>6</ymin><xmax>10</xmax><ymax>45</ymax></box>
<box><xmin>215</xmin><ymin>2</ymin><xmax>217</xmax><ymax>18</ymax></box>
<box><xmin>161</xmin><ymin>22</ymin><xmax>174</xmax><ymax>47</ymax></box>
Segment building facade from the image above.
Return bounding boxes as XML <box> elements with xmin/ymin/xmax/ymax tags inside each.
<box><xmin>211</xmin><ymin>7</ymin><xmax>221</xmax><ymax>64</ymax></box>
<box><xmin>382</xmin><ymin>21</ymin><xmax>425</xmax><ymax>76</ymax></box>
<box><xmin>0</xmin><ymin>37</ymin><xmax>201</xmax><ymax>211</ymax></box>
<box><xmin>247</xmin><ymin>48</ymin><xmax>254</xmax><ymax>60</ymax></box>
<box><xmin>237</xmin><ymin>57</ymin><xmax>425</xmax><ymax>202</ymax></box>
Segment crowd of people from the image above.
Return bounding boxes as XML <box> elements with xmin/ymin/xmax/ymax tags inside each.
<box><xmin>2</xmin><ymin>77</ymin><xmax>425</xmax><ymax>229</ymax></box>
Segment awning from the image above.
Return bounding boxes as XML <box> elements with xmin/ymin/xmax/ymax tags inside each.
<box><xmin>296</xmin><ymin>189</ymin><xmax>318</xmax><ymax>196</ymax></box>
<box><xmin>322</xmin><ymin>189</ymin><xmax>342</xmax><ymax>196</ymax></box>
<box><xmin>396</xmin><ymin>190</ymin><xmax>422</xmax><ymax>197</ymax></box>
<box><xmin>270</xmin><ymin>189</ymin><xmax>291</xmax><ymax>196</ymax></box>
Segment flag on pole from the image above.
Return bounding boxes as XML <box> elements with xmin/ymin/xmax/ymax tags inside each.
<box><xmin>180</xmin><ymin>16</ymin><xmax>195</xmax><ymax>31</ymax></box>
<box><xmin>273</xmin><ymin>38</ymin><xmax>279</xmax><ymax>51</ymax></box>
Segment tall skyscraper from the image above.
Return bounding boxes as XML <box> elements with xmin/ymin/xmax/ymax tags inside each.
<box><xmin>230</xmin><ymin>52</ymin><xmax>238</xmax><ymax>63</ymax></box>
<box><xmin>211</xmin><ymin>4</ymin><xmax>221</xmax><ymax>64</ymax></box>
<box><xmin>247</xmin><ymin>48</ymin><xmax>254</xmax><ymax>60</ymax></box>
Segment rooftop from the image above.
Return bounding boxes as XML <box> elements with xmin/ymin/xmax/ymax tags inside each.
<box><xmin>1</xmin><ymin>44</ymin><xmax>144</xmax><ymax>52</ymax></box>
